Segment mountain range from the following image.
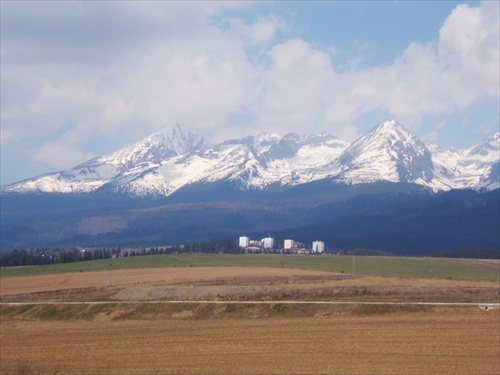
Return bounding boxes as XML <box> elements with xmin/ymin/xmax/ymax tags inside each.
<box><xmin>1</xmin><ymin>120</ymin><xmax>499</xmax><ymax>253</ymax></box>
<box><xmin>2</xmin><ymin>120</ymin><xmax>499</xmax><ymax>196</ymax></box>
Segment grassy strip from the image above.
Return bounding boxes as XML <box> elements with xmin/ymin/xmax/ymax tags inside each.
<box><xmin>1</xmin><ymin>254</ymin><xmax>498</xmax><ymax>281</ymax></box>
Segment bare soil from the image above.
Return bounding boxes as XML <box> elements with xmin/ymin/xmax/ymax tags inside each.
<box><xmin>1</xmin><ymin>308</ymin><xmax>499</xmax><ymax>375</ymax></box>
<box><xmin>1</xmin><ymin>267</ymin><xmax>498</xmax><ymax>303</ymax></box>
<box><xmin>1</xmin><ymin>267</ymin><xmax>499</xmax><ymax>375</ymax></box>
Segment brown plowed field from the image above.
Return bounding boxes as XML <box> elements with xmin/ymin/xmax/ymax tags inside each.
<box><xmin>1</xmin><ymin>308</ymin><xmax>499</xmax><ymax>375</ymax></box>
<box><xmin>1</xmin><ymin>267</ymin><xmax>499</xmax><ymax>374</ymax></box>
<box><xmin>0</xmin><ymin>267</ymin><xmax>333</xmax><ymax>298</ymax></box>
<box><xmin>1</xmin><ymin>267</ymin><xmax>499</xmax><ymax>303</ymax></box>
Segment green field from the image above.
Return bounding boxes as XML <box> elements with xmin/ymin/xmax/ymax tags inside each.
<box><xmin>1</xmin><ymin>254</ymin><xmax>499</xmax><ymax>281</ymax></box>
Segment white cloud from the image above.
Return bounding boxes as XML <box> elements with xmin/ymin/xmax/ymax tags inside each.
<box><xmin>438</xmin><ymin>2</ymin><xmax>500</xmax><ymax>99</ymax></box>
<box><xmin>115</xmin><ymin>35</ymin><xmax>260</xmax><ymax>139</ymax></box>
<box><xmin>31</xmin><ymin>130</ymin><xmax>96</xmax><ymax>168</ymax></box>
<box><xmin>336</xmin><ymin>124</ymin><xmax>362</xmax><ymax>143</ymax></box>
<box><xmin>421</xmin><ymin>130</ymin><xmax>441</xmax><ymax>144</ymax></box>
<box><xmin>223</xmin><ymin>15</ymin><xmax>287</xmax><ymax>46</ymax></box>
<box><xmin>327</xmin><ymin>1</ymin><xmax>499</xmax><ymax>130</ymax></box>
<box><xmin>254</xmin><ymin>38</ymin><xmax>337</xmax><ymax>131</ymax></box>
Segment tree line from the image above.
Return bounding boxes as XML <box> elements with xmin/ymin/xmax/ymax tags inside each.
<box><xmin>431</xmin><ymin>248</ymin><xmax>499</xmax><ymax>259</ymax></box>
<box><xmin>0</xmin><ymin>238</ymin><xmax>243</xmax><ymax>268</ymax></box>
<box><xmin>3</xmin><ymin>242</ymin><xmax>495</xmax><ymax>268</ymax></box>
<box><xmin>0</xmin><ymin>247</ymin><xmax>123</xmax><ymax>267</ymax></box>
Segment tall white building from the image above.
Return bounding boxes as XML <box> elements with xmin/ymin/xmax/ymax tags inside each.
<box><xmin>239</xmin><ymin>236</ymin><xmax>250</xmax><ymax>248</ymax></box>
<box><xmin>284</xmin><ymin>239</ymin><xmax>296</xmax><ymax>249</ymax></box>
<box><xmin>262</xmin><ymin>236</ymin><xmax>274</xmax><ymax>249</ymax></box>
<box><xmin>312</xmin><ymin>241</ymin><xmax>325</xmax><ymax>253</ymax></box>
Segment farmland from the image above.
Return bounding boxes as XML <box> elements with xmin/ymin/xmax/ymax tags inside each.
<box><xmin>1</xmin><ymin>255</ymin><xmax>499</xmax><ymax>374</ymax></box>
<box><xmin>2</xmin><ymin>253</ymin><xmax>499</xmax><ymax>281</ymax></box>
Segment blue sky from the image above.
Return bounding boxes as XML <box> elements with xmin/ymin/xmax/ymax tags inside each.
<box><xmin>1</xmin><ymin>1</ymin><xmax>498</xmax><ymax>185</ymax></box>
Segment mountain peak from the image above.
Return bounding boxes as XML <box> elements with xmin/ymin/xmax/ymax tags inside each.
<box><xmin>345</xmin><ymin>120</ymin><xmax>418</xmax><ymax>153</ymax></box>
<box><xmin>146</xmin><ymin>124</ymin><xmax>204</xmax><ymax>155</ymax></box>
<box><xmin>337</xmin><ymin>120</ymin><xmax>433</xmax><ymax>184</ymax></box>
<box><xmin>465</xmin><ymin>131</ymin><xmax>500</xmax><ymax>162</ymax></box>
<box><xmin>375</xmin><ymin>119</ymin><xmax>403</xmax><ymax>130</ymax></box>
<box><xmin>370</xmin><ymin>119</ymin><xmax>414</xmax><ymax>140</ymax></box>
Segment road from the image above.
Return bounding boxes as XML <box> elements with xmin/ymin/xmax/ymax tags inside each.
<box><xmin>1</xmin><ymin>300</ymin><xmax>498</xmax><ymax>308</ymax></box>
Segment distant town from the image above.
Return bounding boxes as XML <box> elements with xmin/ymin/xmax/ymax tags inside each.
<box><xmin>239</xmin><ymin>236</ymin><xmax>325</xmax><ymax>255</ymax></box>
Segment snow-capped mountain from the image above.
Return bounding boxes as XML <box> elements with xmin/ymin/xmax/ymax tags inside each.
<box><xmin>429</xmin><ymin>132</ymin><xmax>500</xmax><ymax>190</ymax></box>
<box><xmin>112</xmin><ymin>132</ymin><xmax>350</xmax><ymax>196</ymax></box>
<box><xmin>2</xmin><ymin>124</ymin><xmax>204</xmax><ymax>194</ymax></box>
<box><xmin>335</xmin><ymin>120</ymin><xmax>434</xmax><ymax>185</ymax></box>
<box><xmin>1</xmin><ymin>120</ymin><xmax>499</xmax><ymax>196</ymax></box>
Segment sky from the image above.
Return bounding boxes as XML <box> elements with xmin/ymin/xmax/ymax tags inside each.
<box><xmin>1</xmin><ymin>0</ymin><xmax>499</xmax><ymax>185</ymax></box>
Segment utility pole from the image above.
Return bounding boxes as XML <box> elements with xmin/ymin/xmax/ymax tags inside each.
<box><xmin>109</xmin><ymin>263</ymin><xmax>112</xmax><ymax>287</ymax></box>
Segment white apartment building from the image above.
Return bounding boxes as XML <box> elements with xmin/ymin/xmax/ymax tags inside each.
<box><xmin>312</xmin><ymin>241</ymin><xmax>325</xmax><ymax>253</ymax></box>
<box><xmin>262</xmin><ymin>236</ymin><xmax>274</xmax><ymax>249</ymax></box>
<box><xmin>283</xmin><ymin>239</ymin><xmax>296</xmax><ymax>249</ymax></box>
<box><xmin>239</xmin><ymin>236</ymin><xmax>250</xmax><ymax>248</ymax></box>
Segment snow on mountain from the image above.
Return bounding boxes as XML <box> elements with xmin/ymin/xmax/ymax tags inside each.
<box><xmin>115</xmin><ymin>143</ymin><xmax>269</xmax><ymax>196</ymax></box>
<box><xmin>460</xmin><ymin>132</ymin><xmax>500</xmax><ymax>189</ymax></box>
<box><xmin>262</xmin><ymin>133</ymin><xmax>349</xmax><ymax>186</ymax></box>
<box><xmin>425</xmin><ymin>144</ymin><xmax>466</xmax><ymax>190</ymax></box>
<box><xmin>1</xmin><ymin>124</ymin><xmax>204</xmax><ymax>194</ymax></box>
<box><xmin>1</xmin><ymin>121</ymin><xmax>498</xmax><ymax>196</ymax></box>
<box><xmin>478</xmin><ymin>162</ymin><xmax>500</xmax><ymax>190</ymax></box>
<box><xmin>98</xmin><ymin>124</ymin><xmax>204</xmax><ymax>168</ymax></box>
<box><xmin>114</xmin><ymin>132</ymin><xmax>350</xmax><ymax>196</ymax></box>
<box><xmin>466</xmin><ymin>132</ymin><xmax>500</xmax><ymax>162</ymax></box>
<box><xmin>429</xmin><ymin>132</ymin><xmax>500</xmax><ymax>190</ymax></box>
<box><xmin>335</xmin><ymin>120</ymin><xmax>434</xmax><ymax>185</ymax></box>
